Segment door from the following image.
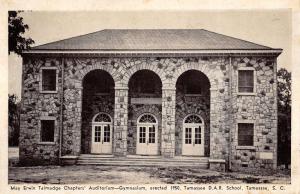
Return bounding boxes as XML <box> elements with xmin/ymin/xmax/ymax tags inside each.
<box><xmin>136</xmin><ymin>114</ymin><xmax>158</xmax><ymax>155</ymax></box>
<box><xmin>91</xmin><ymin>124</ymin><xmax>112</xmax><ymax>154</ymax></box>
<box><xmin>182</xmin><ymin>115</ymin><xmax>205</xmax><ymax>156</ymax></box>
<box><xmin>136</xmin><ymin>125</ymin><xmax>158</xmax><ymax>155</ymax></box>
<box><xmin>91</xmin><ymin>113</ymin><xmax>113</xmax><ymax>154</ymax></box>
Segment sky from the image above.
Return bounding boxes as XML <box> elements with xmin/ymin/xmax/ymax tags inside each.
<box><xmin>8</xmin><ymin>10</ymin><xmax>292</xmax><ymax>98</ymax></box>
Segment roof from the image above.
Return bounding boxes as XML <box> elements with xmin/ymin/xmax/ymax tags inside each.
<box><xmin>31</xmin><ymin>29</ymin><xmax>280</xmax><ymax>52</ymax></box>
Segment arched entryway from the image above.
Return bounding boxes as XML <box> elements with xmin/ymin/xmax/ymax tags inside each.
<box><xmin>182</xmin><ymin>114</ymin><xmax>205</xmax><ymax>156</ymax></box>
<box><xmin>127</xmin><ymin>70</ymin><xmax>162</xmax><ymax>155</ymax></box>
<box><xmin>91</xmin><ymin>113</ymin><xmax>113</xmax><ymax>154</ymax></box>
<box><xmin>175</xmin><ymin>70</ymin><xmax>210</xmax><ymax>156</ymax></box>
<box><xmin>136</xmin><ymin>113</ymin><xmax>159</xmax><ymax>155</ymax></box>
<box><xmin>81</xmin><ymin>70</ymin><xmax>115</xmax><ymax>154</ymax></box>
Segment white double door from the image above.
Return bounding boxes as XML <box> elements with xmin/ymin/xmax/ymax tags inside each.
<box><xmin>91</xmin><ymin>124</ymin><xmax>112</xmax><ymax>154</ymax></box>
<box><xmin>136</xmin><ymin>124</ymin><xmax>158</xmax><ymax>155</ymax></box>
<box><xmin>182</xmin><ymin>124</ymin><xmax>204</xmax><ymax>156</ymax></box>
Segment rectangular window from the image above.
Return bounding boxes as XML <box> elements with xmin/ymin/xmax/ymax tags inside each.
<box><xmin>139</xmin><ymin>127</ymin><xmax>146</xmax><ymax>143</ymax></box>
<box><xmin>40</xmin><ymin>120</ymin><xmax>55</xmax><ymax>142</ymax></box>
<box><xmin>42</xmin><ymin>69</ymin><xmax>57</xmax><ymax>91</ymax></box>
<box><xmin>148</xmin><ymin>126</ymin><xmax>155</xmax><ymax>144</ymax></box>
<box><xmin>185</xmin><ymin>128</ymin><xmax>192</xmax><ymax>144</ymax></box>
<box><xmin>238</xmin><ymin>70</ymin><xmax>254</xmax><ymax>93</ymax></box>
<box><xmin>238</xmin><ymin>123</ymin><xmax>254</xmax><ymax>146</ymax></box>
<box><xmin>94</xmin><ymin>126</ymin><xmax>101</xmax><ymax>142</ymax></box>
<box><xmin>104</xmin><ymin>125</ymin><xmax>110</xmax><ymax>143</ymax></box>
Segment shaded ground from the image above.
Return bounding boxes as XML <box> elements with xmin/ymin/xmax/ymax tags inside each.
<box><xmin>9</xmin><ymin>165</ymin><xmax>290</xmax><ymax>184</ymax></box>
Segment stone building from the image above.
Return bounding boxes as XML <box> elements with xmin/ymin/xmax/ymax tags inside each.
<box><xmin>20</xmin><ymin>29</ymin><xmax>282</xmax><ymax>170</ymax></box>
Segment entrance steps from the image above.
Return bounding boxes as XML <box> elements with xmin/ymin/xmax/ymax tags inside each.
<box><xmin>77</xmin><ymin>154</ymin><xmax>209</xmax><ymax>168</ymax></box>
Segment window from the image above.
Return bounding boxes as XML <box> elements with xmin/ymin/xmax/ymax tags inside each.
<box><xmin>238</xmin><ymin>70</ymin><xmax>254</xmax><ymax>93</ymax></box>
<box><xmin>41</xmin><ymin>68</ymin><xmax>57</xmax><ymax>92</ymax></box>
<box><xmin>40</xmin><ymin>119</ymin><xmax>55</xmax><ymax>142</ymax></box>
<box><xmin>238</xmin><ymin>123</ymin><xmax>254</xmax><ymax>146</ymax></box>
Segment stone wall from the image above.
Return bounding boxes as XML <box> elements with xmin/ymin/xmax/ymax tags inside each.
<box><xmin>20</xmin><ymin>57</ymin><xmax>62</xmax><ymax>165</ymax></box>
<box><xmin>19</xmin><ymin>55</ymin><xmax>278</xmax><ymax>169</ymax></box>
<box><xmin>230</xmin><ymin>56</ymin><xmax>278</xmax><ymax>170</ymax></box>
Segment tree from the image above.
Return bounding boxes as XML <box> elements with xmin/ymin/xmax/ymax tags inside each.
<box><xmin>277</xmin><ymin>68</ymin><xmax>291</xmax><ymax>168</ymax></box>
<box><xmin>277</xmin><ymin>68</ymin><xmax>291</xmax><ymax>114</ymax></box>
<box><xmin>8</xmin><ymin>11</ymin><xmax>34</xmax><ymax>55</ymax></box>
<box><xmin>8</xmin><ymin>94</ymin><xmax>20</xmax><ymax>146</ymax></box>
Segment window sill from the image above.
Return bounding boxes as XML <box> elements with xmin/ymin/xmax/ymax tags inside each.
<box><xmin>38</xmin><ymin>142</ymin><xmax>56</xmax><ymax>145</ymax></box>
<box><xmin>237</xmin><ymin>92</ymin><xmax>256</xmax><ymax>96</ymax></box>
<box><xmin>40</xmin><ymin>90</ymin><xmax>58</xmax><ymax>94</ymax></box>
<box><xmin>236</xmin><ymin>146</ymin><xmax>256</xmax><ymax>150</ymax></box>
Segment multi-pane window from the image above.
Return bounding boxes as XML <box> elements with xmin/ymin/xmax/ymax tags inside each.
<box><xmin>94</xmin><ymin>126</ymin><xmax>101</xmax><ymax>142</ymax></box>
<box><xmin>103</xmin><ymin>125</ymin><xmax>110</xmax><ymax>142</ymax></box>
<box><xmin>42</xmin><ymin>69</ymin><xmax>57</xmax><ymax>91</ymax></box>
<box><xmin>238</xmin><ymin>70</ymin><xmax>254</xmax><ymax>93</ymax></box>
<box><xmin>195</xmin><ymin>127</ymin><xmax>201</xmax><ymax>144</ymax></box>
<box><xmin>139</xmin><ymin>127</ymin><xmax>146</xmax><ymax>143</ymax></box>
<box><xmin>185</xmin><ymin>128</ymin><xmax>192</xmax><ymax>144</ymax></box>
<box><xmin>238</xmin><ymin>123</ymin><xmax>254</xmax><ymax>146</ymax></box>
<box><xmin>40</xmin><ymin>120</ymin><xmax>55</xmax><ymax>142</ymax></box>
<box><xmin>148</xmin><ymin>126</ymin><xmax>155</xmax><ymax>143</ymax></box>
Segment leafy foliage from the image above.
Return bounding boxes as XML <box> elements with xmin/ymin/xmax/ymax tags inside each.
<box><xmin>8</xmin><ymin>11</ymin><xmax>34</xmax><ymax>55</ymax></box>
<box><xmin>8</xmin><ymin>94</ymin><xmax>20</xmax><ymax>146</ymax></box>
<box><xmin>277</xmin><ymin>68</ymin><xmax>291</xmax><ymax>113</ymax></box>
<box><xmin>277</xmin><ymin>68</ymin><xmax>291</xmax><ymax>167</ymax></box>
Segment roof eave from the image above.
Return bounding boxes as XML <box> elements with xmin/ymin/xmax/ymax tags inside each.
<box><xmin>22</xmin><ymin>49</ymin><xmax>283</xmax><ymax>56</ymax></box>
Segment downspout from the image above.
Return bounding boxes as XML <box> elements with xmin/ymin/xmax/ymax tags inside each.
<box><xmin>228</xmin><ymin>55</ymin><xmax>232</xmax><ymax>171</ymax></box>
<box><xmin>59</xmin><ymin>56</ymin><xmax>65</xmax><ymax>164</ymax></box>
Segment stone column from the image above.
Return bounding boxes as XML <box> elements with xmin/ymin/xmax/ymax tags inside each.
<box><xmin>161</xmin><ymin>87</ymin><xmax>176</xmax><ymax>158</ymax></box>
<box><xmin>113</xmin><ymin>86</ymin><xmax>128</xmax><ymax>156</ymax></box>
<box><xmin>209</xmin><ymin>87</ymin><xmax>221</xmax><ymax>158</ymax></box>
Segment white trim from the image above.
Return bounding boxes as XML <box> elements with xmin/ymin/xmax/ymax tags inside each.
<box><xmin>92</xmin><ymin>112</ymin><xmax>113</xmax><ymax>124</ymax></box>
<box><xmin>183</xmin><ymin>114</ymin><xmax>204</xmax><ymax>124</ymax></box>
<box><xmin>237</xmin><ymin>67</ymin><xmax>256</xmax><ymax>96</ymax></box>
<box><xmin>39</xmin><ymin>67</ymin><xmax>58</xmax><ymax>93</ymax></box>
<box><xmin>137</xmin><ymin>113</ymin><xmax>158</xmax><ymax>124</ymax></box>
<box><xmin>23</xmin><ymin>49</ymin><xmax>282</xmax><ymax>55</ymax></box>
<box><xmin>182</xmin><ymin>114</ymin><xmax>205</xmax><ymax>156</ymax></box>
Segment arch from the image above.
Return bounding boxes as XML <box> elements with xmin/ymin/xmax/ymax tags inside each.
<box><xmin>183</xmin><ymin>114</ymin><xmax>204</xmax><ymax>124</ymax></box>
<box><xmin>92</xmin><ymin>113</ymin><xmax>113</xmax><ymax>123</ymax></box>
<box><xmin>128</xmin><ymin>69</ymin><xmax>162</xmax><ymax>96</ymax></box>
<box><xmin>173</xmin><ymin>63</ymin><xmax>221</xmax><ymax>88</ymax></box>
<box><xmin>137</xmin><ymin>113</ymin><xmax>158</xmax><ymax>124</ymax></box>
<box><xmin>175</xmin><ymin>69</ymin><xmax>211</xmax><ymax>88</ymax></box>
<box><xmin>82</xmin><ymin>69</ymin><xmax>115</xmax><ymax>90</ymax></box>
<box><xmin>124</xmin><ymin>65</ymin><xmax>165</xmax><ymax>86</ymax></box>
<box><xmin>79</xmin><ymin>64</ymin><xmax>118</xmax><ymax>85</ymax></box>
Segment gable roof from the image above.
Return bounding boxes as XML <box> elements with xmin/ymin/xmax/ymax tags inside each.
<box><xmin>29</xmin><ymin>29</ymin><xmax>281</xmax><ymax>53</ymax></box>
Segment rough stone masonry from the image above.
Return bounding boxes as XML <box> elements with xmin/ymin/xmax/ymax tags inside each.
<box><xmin>19</xmin><ymin>29</ymin><xmax>281</xmax><ymax>171</ymax></box>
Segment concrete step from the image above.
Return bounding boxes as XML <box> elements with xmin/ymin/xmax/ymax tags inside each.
<box><xmin>77</xmin><ymin>158</ymin><xmax>209</xmax><ymax>163</ymax></box>
<box><xmin>78</xmin><ymin>155</ymin><xmax>208</xmax><ymax>161</ymax></box>
<box><xmin>77</xmin><ymin>161</ymin><xmax>209</xmax><ymax>167</ymax></box>
<box><xmin>77</xmin><ymin>155</ymin><xmax>209</xmax><ymax>168</ymax></box>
